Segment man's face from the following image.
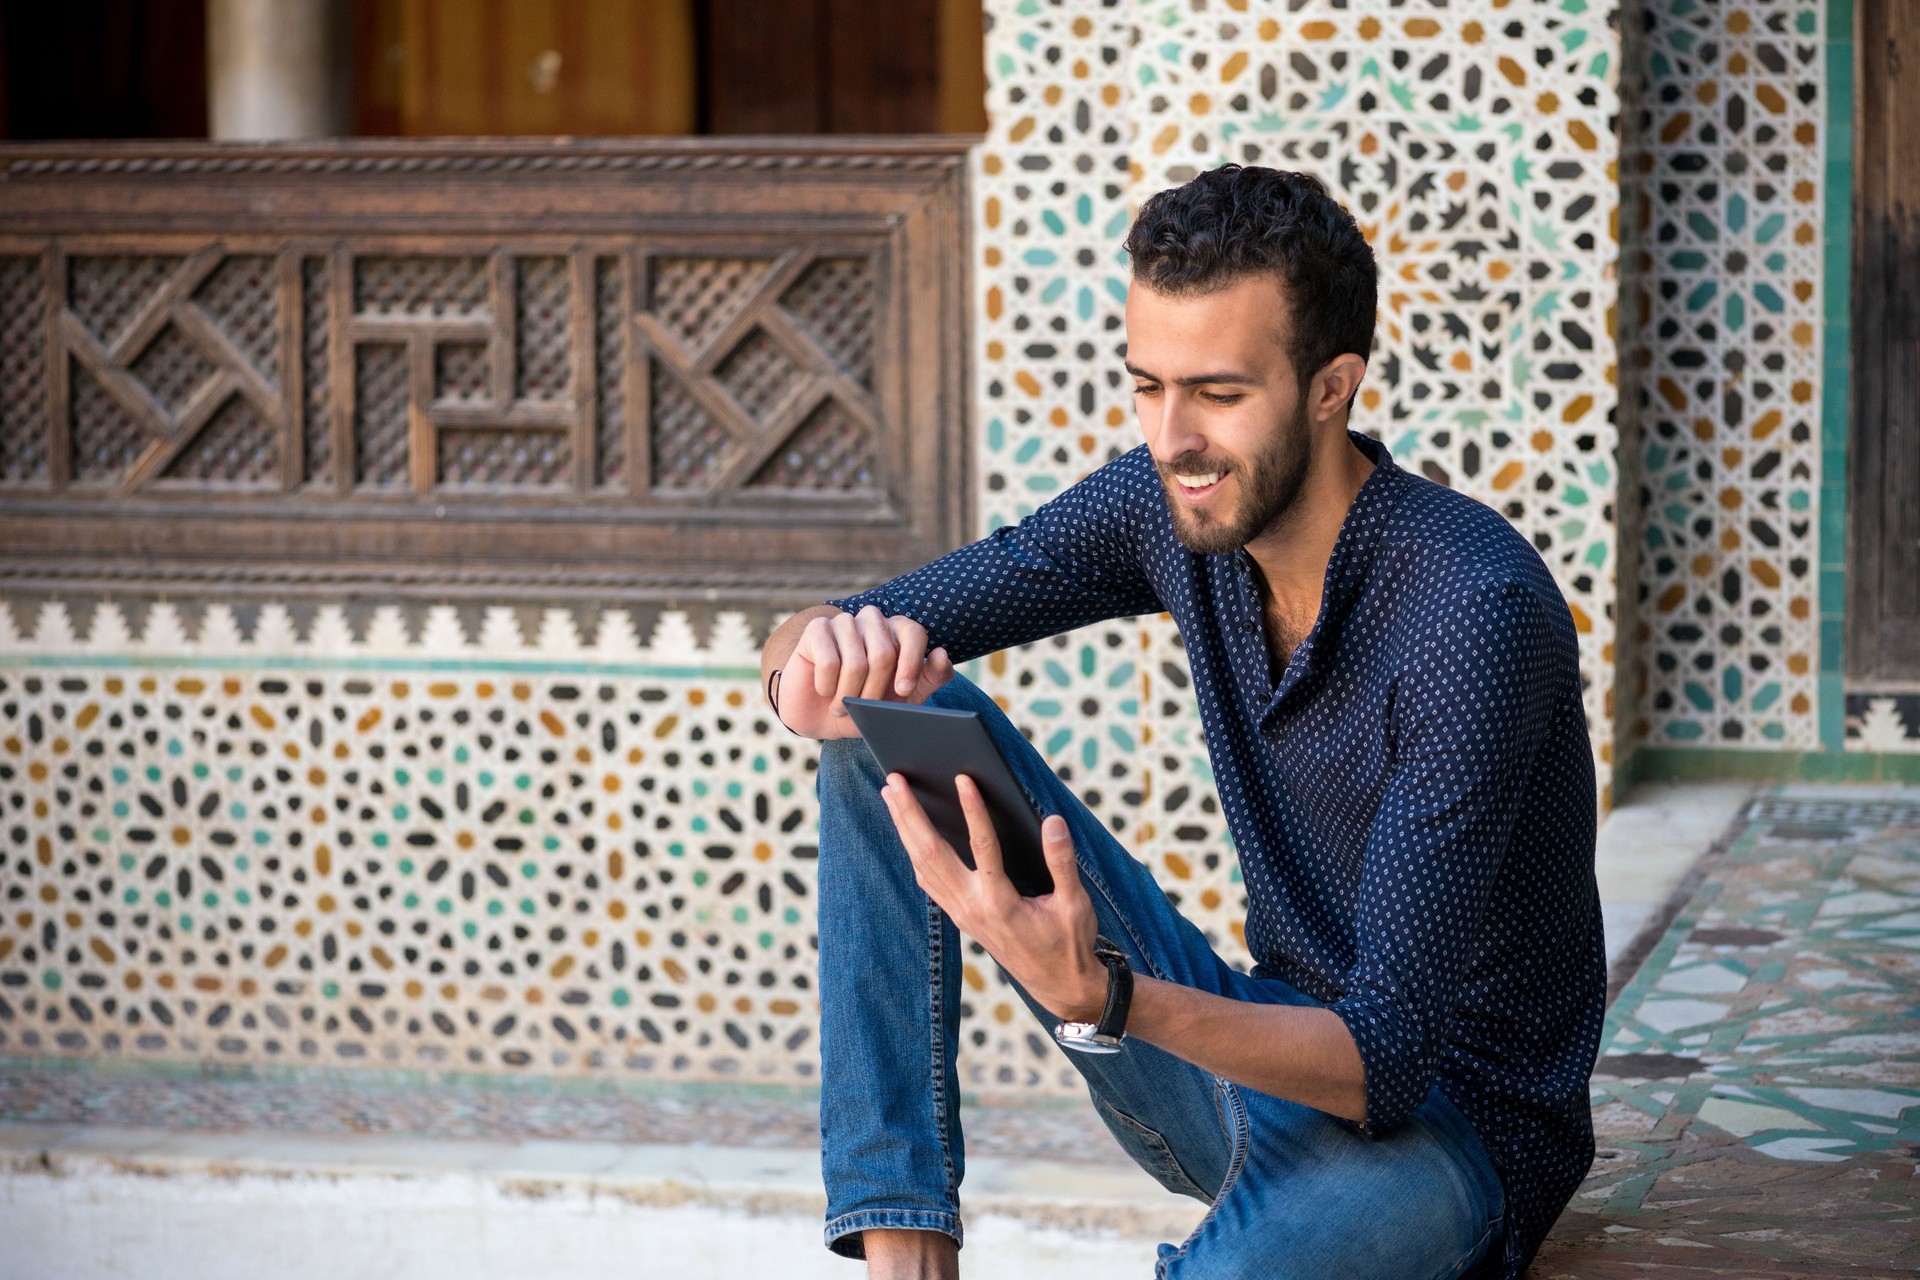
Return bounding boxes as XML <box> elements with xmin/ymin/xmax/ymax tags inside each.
<box><xmin>1124</xmin><ymin>274</ymin><xmax>1314</xmax><ymax>555</ymax></box>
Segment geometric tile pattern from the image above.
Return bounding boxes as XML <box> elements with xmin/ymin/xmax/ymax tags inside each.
<box><xmin>1540</xmin><ymin>791</ymin><xmax>1920</xmax><ymax>1273</ymax></box>
<box><xmin>1623</xmin><ymin>0</ymin><xmax>1831</xmax><ymax>752</ymax></box>
<box><xmin>0</xmin><ymin>599</ymin><xmax>1240</xmax><ymax>1097</ymax></box>
<box><xmin>1132</xmin><ymin>1</ymin><xmax>1624</xmax><ymax>783</ymax></box>
<box><xmin>0</xmin><ymin>602</ymin><xmax>819</xmax><ymax>1082</ymax></box>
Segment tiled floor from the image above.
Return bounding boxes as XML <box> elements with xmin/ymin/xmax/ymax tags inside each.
<box><xmin>1537</xmin><ymin>788</ymin><xmax>1920</xmax><ymax>1276</ymax></box>
<box><xmin>0</xmin><ymin>1057</ymin><xmax>1125</xmax><ymax>1166</ymax></box>
<box><xmin>1594</xmin><ymin>782</ymin><xmax>1759</xmax><ymax>973</ymax></box>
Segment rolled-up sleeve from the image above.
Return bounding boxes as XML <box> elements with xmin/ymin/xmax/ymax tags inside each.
<box><xmin>1331</xmin><ymin>579</ymin><xmax>1563</xmax><ymax>1133</ymax></box>
<box><xmin>828</xmin><ymin>447</ymin><xmax>1166</xmax><ymax>663</ymax></box>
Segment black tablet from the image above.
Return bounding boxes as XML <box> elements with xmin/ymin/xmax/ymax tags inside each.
<box><xmin>842</xmin><ymin>697</ymin><xmax>1055</xmax><ymax>896</ymax></box>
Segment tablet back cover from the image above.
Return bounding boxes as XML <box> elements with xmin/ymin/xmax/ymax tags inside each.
<box><xmin>842</xmin><ymin>699</ymin><xmax>1054</xmax><ymax>896</ymax></box>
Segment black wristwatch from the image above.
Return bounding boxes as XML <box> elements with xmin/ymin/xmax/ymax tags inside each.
<box><xmin>1052</xmin><ymin>936</ymin><xmax>1132</xmax><ymax>1054</ymax></box>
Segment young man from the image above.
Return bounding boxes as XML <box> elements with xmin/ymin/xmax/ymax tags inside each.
<box><xmin>760</xmin><ymin>165</ymin><xmax>1605</xmax><ymax>1280</ymax></box>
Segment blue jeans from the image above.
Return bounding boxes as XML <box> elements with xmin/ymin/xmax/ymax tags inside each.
<box><xmin>816</xmin><ymin>675</ymin><xmax>1505</xmax><ymax>1278</ymax></box>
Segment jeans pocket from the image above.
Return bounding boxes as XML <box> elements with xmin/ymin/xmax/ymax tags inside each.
<box><xmin>1093</xmin><ymin>1094</ymin><xmax>1211</xmax><ymax>1202</ymax></box>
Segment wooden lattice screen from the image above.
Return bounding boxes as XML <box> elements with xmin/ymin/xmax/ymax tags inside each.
<box><xmin>0</xmin><ymin>139</ymin><xmax>971</xmax><ymax>604</ymax></box>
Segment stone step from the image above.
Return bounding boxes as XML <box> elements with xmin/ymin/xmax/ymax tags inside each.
<box><xmin>0</xmin><ymin>1121</ymin><xmax>1208</xmax><ymax>1280</ymax></box>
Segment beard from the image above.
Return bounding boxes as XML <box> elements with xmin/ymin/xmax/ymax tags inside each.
<box><xmin>1154</xmin><ymin>401</ymin><xmax>1314</xmax><ymax>555</ymax></box>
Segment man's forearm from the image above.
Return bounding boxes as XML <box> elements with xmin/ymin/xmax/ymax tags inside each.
<box><xmin>1126</xmin><ymin>975</ymin><xmax>1368</xmax><ymax>1124</ymax></box>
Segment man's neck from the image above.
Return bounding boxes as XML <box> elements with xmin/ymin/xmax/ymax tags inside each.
<box><xmin>1241</xmin><ymin>426</ymin><xmax>1375</xmax><ymax>649</ymax></box>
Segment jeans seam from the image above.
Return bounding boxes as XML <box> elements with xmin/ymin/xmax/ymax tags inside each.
<box><xmin>927</xmin><ymin>896</ymin><xmax>959</xmax><ymax>1209</ymax></box>
<box><xmin>1157</xmin><ymin>1078</ymin><xmax>1252</xmax><ymax>1275</ymax></box>
<box><xmin>1441</xmin><ymin>1216</ymin><xmax>1500</xmax><ymax>1279</ymax></box>
<box><xmin>983</xmin><ymin>690</ymin><xmax>1169</xmax><ymax>986</ymax></box>
<box><xmin>1073</xmin><ymin>853</ymin><xmax>1175</xmax><ymax>984</ymax></box>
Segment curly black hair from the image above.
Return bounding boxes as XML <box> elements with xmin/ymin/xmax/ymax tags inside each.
<box><xmin>1123</xmin><ymin>165</ymin><xmax>1377</xmax><ymax>389</ymax></box>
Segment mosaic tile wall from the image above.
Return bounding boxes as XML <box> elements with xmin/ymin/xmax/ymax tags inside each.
<box><xmin>1621</xmin><ymin>0</ymin><xmax>1838</xmax><ymax>754</ymax></box>
<box><xmin>1135</xmin><ymin>0</ymin><xmax>1625</xmax><ymax>775</ymax></box>
<box><xmin>0</xmin><ymin>601</ymin><xmax>832</xmax><ymax>1079</ymax></box>
<box><xmin>2</xmin><ymin>0</ymin><xmax>1640</xmax><ymax>1095</ymax></box>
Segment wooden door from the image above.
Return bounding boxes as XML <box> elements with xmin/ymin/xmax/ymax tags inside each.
<box><xmin>355</xmin><ymin>0</ymin><xmax>698</xmax><ymax>137</ymax></box>
<box><xmin>701</xmin><ymin>0</ymin><xmax>944</xmax><ymax>134</ymax></box>
<box><xmin>353</xmin><ymin>0</ymin><xmax>985</xmax><ymax>139</ymax></box>
<box><xmin>1850</xmin><ymin>0</ymin><xmax>1920</xmax><ymax>680</ymax></box>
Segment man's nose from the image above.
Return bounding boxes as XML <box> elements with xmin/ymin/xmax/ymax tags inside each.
<box><xmin>1153</xmin><ymin>393</ymin><xmax>1211</xmax><ymax>460</ymax></box>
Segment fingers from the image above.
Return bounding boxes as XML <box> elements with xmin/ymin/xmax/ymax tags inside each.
<box><xmin>919</xmin><ymin>645</ymin><xmax>955</xmax><ymax>698</ymax></box>
<box><xmin>954</xmin><ymin>775</ymin><xmax>1013</xmax><ymax>903</ymax></box>
<box><xmin>881</xmin><ymin>773</ymin><xmax>969</xmax><ymax>903</ymax></box>
<box><xmin>827</xmin><ymin>611</ymin><xmax>868</xmax><ymax>714</ymax></box>
<box><xmin>799</xmin><ymin>615</ymin><xmax>842</xmax><ymax>702</ymax></box>
<box><xmin>1039</xmin><ymin>814</ymin><xmax>1089</xmax><ymax>908</ymax></box>
<box><xmin>889</xmin><ymin>615</ymin><xmax>929</xmax><ymax>697</ymax></box>
<box><xmin>854</xmin><ymin>606</ymin><xmax>901</xmax><ymax>702</ymax></box>
<box><xmin>798</xmin><ymin>608</ymin><xmax>946</xmax><ymax>715</ymax></box>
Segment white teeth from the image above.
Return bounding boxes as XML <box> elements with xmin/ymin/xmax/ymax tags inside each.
<box><xmin>1174</xmin><ymin>472</ymin><xmax>1223</xmax><ymax>489</ymax></box>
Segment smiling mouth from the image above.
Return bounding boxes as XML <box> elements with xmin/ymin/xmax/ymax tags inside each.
<box><xmin>1173</xmin><ymin>472</ymin><xmax>1224</xmax><ymax>488</ymax></box>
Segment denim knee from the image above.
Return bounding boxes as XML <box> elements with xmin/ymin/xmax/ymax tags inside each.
<box><xmin>817</xmin><ymin>733</ymin><xmax>883</xmax><ymax>798</ymax></box>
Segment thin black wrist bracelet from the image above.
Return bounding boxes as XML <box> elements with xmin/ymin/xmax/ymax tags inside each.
<box><xmin>766</xmin><ymin>667</ymin><xmax>802</xmax><ymax>737</ymax></box>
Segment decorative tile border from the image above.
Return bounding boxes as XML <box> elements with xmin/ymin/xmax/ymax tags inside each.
<box><xmin>1819</xmin><ymin>0</ymin><xmax>1856</xmax><ymax>753</ymax></box>
<box><xmin>0</xmin><ymin>600</ymin><xmax>768</xmax><ymax>669</ymax></box>
<box><xmin>1846</xmin><ymin>693</ymin><xmax>1920</xmax><ymax>754</ymax></box>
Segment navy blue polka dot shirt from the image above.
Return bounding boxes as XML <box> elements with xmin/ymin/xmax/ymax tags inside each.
<box><xmin>830</xmin><ymin>433</ymin><xmax>1606</xmax><ymax>1278</ymax></box>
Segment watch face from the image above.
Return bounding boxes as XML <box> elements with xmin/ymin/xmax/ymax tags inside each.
<box><xmin>1053</xmin><ymin>1021</ymin><xmax>1124</xmax><ymax>1054</ymax></box>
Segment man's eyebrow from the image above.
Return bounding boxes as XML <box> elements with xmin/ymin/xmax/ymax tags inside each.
<box><xmin>1123</xmin><ymin>362</ymin><xmax>1260</xmax><ymax>387</ymax></box>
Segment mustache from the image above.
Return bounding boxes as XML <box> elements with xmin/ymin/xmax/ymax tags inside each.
<box><xmin>1158</xmin><ymin>453</ymin><xmax>1236</xmax><ymax>478</ymax></box>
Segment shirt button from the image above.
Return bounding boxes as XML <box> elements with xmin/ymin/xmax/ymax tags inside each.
<box><xmin>1241</xmin><ymin>619</ymin><xmax>1258</xmax><ymax>635</ymax></box>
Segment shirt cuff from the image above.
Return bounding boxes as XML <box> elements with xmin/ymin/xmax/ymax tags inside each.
<box><xmin>1330</xmin><ymin>997</ymin><xmax>1431</xmax><ymax>1135</ymax></box>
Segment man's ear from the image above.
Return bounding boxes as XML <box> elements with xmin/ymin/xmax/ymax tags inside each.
<box><xmin>1311</xmin><ymin>353</ymin><xmax>1368</xmax><ymax>422</ymax></box>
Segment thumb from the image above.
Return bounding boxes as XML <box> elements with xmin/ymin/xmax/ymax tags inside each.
<box><xmin>915</xmin><ymin>646</ymin><xmax>956</xmax><ymax>698</ymax></box>
<box><xmin>1040</xmin><ymin>814</ymin><xmax>1081</xmax><ymax>896</ymax></box>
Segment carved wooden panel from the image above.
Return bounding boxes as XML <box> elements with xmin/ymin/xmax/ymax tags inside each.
<box><xmin>0</xmin><ymin>139</ymin><xmax>971</xmax><ymax>603</ymax></box>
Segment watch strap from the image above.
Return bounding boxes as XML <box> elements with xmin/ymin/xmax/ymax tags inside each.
<box><xmin>1090</xmin><ymin>936</ymin><xmax>1133</xmax><ymax>1041</ymax></box>
<box><xmin>1053</xmin><ymin>937</ymin><xmax>1132</xmax><ymax>1052</ymax></box>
